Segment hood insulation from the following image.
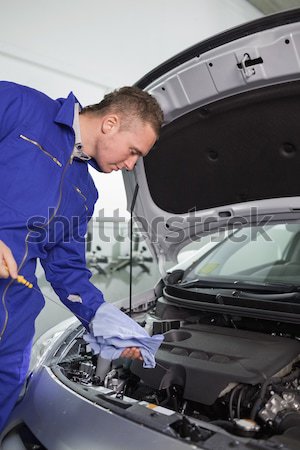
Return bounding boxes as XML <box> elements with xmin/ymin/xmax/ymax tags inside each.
<box><xmin>144</xmin><ymin>81</ymin><xmax>300</xmax><ymax>214</ymax></box>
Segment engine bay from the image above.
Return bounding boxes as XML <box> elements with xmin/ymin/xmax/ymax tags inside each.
<box><xmin>54</xmin><ymin>297</ymin><xmax>300</xmax><ymax>446</ymax></box>
<box><xmin>131</xmin><ymin>322</ymin><xmax>300</xmax><ymax>406</ymax></box>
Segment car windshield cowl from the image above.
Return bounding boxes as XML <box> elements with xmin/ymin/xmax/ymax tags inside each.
<box><xmin>177</xmin><ymin>278</ymin><xmax>300</xmax><ymax>294</ymax></box>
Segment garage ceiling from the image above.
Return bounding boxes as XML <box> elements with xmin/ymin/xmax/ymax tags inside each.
<box><xmin>248</xmin><ymin>0</ymin><xmax>300</xmax><ymax>15</ymax></box>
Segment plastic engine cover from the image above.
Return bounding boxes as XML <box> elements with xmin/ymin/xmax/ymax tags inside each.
<box><xmin>131</xmin><ymin>324</ymin><xmax>300</xmax><ymax>405</ymax></box>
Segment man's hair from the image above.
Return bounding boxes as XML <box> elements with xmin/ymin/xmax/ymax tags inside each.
<box><xmin>81</xmin><ymin>86</ymin><xmax>164</xmax><ymax>135</ymax></box>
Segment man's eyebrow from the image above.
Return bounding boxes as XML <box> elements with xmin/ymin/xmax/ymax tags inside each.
<box><xmin>133</xmin><ymin>148</ymin><xmax>143</xmax><ymax>156</ymax></box>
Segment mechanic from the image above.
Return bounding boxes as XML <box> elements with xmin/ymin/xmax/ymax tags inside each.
<box><xmin>0</xmin><ymin>81</ymin><xmax>164</xmax><ymax>432</ymax></box>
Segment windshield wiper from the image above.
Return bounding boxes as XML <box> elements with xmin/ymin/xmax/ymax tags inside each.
<box><xmin>177</xmin><ymin>278</ymin><xmax>300</xmax><ymax>294</ymax></box>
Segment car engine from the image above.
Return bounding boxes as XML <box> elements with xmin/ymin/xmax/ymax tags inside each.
<box><xmin>56</xmin><ymin>302</ymin><xmax>300</xmax><ymax>442</ymax></box>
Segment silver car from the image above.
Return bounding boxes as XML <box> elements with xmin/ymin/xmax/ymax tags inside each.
<box><xmin>2</xmin><ymin>9</ymin><xmax>300</xmax><ymax>450</ymax></box>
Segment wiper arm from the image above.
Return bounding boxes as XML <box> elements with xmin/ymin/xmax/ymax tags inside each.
<box><xmin>178</xmin><ymin>278</ymin><xmax>299</xmax><ymax>294</ymax></box>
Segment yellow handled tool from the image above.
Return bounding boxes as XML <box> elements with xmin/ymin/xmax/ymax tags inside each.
<box><xmin>16</xmin><ymin>275</ymin><xmax>33</xmax><ymax>289</ymax></box>
<box><xmin>4</xmin><ymin>266</ymin><xmax>33</xmax><ymax>289</ymax></box>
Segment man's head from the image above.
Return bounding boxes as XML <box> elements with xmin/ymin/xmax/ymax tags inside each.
<box><xmin>79</xmin><ymin>87</ymin><xmax>164</xmax><ymax>173</ymax></box>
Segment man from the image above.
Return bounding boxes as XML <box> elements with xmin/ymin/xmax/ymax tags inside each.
<box><xmin>0</xmin><ymin>81</ymin><xmax>164</xmax><ymax>431</ymax></box>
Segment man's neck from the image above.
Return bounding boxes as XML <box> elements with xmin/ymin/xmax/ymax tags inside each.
<box><xmin>78</xmin><ymin>113</ymin><xmax>98</xmax><ymax>159</ymax></box>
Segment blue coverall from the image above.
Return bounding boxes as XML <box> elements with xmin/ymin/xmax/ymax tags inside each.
<box><xmin>0</xmin><ymin>81</ymin><xmax>105</xmax><ymax>430</ymax></box>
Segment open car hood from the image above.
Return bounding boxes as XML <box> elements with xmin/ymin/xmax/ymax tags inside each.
<box><xmin>123</xmin><ymin>9</ymin><xmax>300</xmax><ymax>266</ymax></box>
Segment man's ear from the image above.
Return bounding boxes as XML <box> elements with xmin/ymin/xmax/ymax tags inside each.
<box><xmin>101</xmin><ymin>114</ymin><xmax>120</xmax><ymax>135</ymax></box>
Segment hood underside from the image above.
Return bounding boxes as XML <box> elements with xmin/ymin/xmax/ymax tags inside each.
<box><xmin>144</xmin><ymin>81</ymin><xmax>300</xmax><ymax>214</ymax></box>
<box><xmin>123</xmin><ymin>9</ymin><xmax>300</xmax><ymax>263</ymax></box>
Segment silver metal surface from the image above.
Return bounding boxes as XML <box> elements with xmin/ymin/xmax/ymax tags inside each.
<box><xmin>5</xmin><ymin>366</ymin><xmax>200</xmax><ymax>450</ymax></box>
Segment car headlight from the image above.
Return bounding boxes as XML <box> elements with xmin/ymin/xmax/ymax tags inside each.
<box><xmin>29</xmin><ymin>317</ymin><xmax>79</xmax><ymax>372</ymax></box>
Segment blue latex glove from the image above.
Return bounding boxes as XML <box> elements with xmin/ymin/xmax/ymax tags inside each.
<box><xmin>84</xmin><ymin>303</ymin><xmax>164</xmax><ymax>368</ymax></box>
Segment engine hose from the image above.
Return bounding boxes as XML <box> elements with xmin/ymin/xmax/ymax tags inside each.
<box><xmin>237</xmin><ymin>386</ymin><xmax>247</xmax><ymax>419</ymax></box>
<box><xmin>229</xmin><ymin>384</ymin><xmax>243</xmax><ymax>419</ymax></box>
<box><xmin>159</xmin><ymin>388</ymin><xmax>171</xmax><ymax>407</ymax></box>
<box><xmin>265</xmin><ymin>368</ymin><xmax>299</xmax><ymax>387</ymax></box>
<box><xmin>211</xmin><ymin>420</ymin><xmax>236</xmax><ymax>432</ymax></box>
<box><xmin>275</xmin><ymin>410</ymin><xmax>300</xmax><ymax>434</ymax></box>
<box><xmin>281</xmin><ymin>367</ymin><xmax>300</xmax><ymax>384</ymax></box>
<box><xmin>250</xmin><ymin>379</ymin><xmax>270</xmax><ymax>420</ymax></box>
<box><xmin>273</xmin><ymin>386</ymin><xmax>299</xmax><ymax>395</ymax></box>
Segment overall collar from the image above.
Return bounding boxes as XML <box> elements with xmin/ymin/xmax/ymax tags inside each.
<box><xmin>54</xmin><ymin>92</ymin><xmax>102</xmax><ymax>172</ymax></box>
<box><xmin>54</xmin><ymin>92</ymin><xmax>79</xmax><ymax>128</ymax></box>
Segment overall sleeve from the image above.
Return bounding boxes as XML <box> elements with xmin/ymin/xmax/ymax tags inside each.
<box><xmin>40</xmin><ymin>212</ymin><xmax>105</xmax><ymax>329</ymax></box>
<box><xmin>41</xmin><ymin>213</ymin><xmax>164</xmax><ymax>367</ymax></box>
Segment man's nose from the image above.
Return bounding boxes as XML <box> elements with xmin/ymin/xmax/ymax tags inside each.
<box><xmin>124</xmin><ymin>155</ymin><xmax>138</xmax><ymax>171</ymax></box>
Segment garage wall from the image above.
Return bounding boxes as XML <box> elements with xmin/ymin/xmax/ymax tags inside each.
<box><xmin>0</xmin><ymin>0</ymin><xmax>262</xmax><ymax>215</ymax></box>
<box><xmin>0</xmin><ymin>0</ymin><xmax>263</xmax><ymax>337</ymax></box>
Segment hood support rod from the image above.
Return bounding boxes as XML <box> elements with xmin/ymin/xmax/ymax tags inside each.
<box><xmin>129</xmin><ymin>183</ymin><xmax>139</xmax><ymax>316</ymax></box>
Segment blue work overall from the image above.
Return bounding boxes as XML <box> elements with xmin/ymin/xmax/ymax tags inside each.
<box><xmin>0</xmin><ymin>82</ymin><xmax>104</xmax><ymax>431</ymax></box>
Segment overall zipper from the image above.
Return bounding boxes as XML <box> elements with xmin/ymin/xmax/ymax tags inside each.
<box><xmin>20</xmin><ymin>134</ymin><xmax>62</xmax><ymax>167</ymax></box>
<box><xmin>74</xmin><ymin>186</ymin><xmax>88</xmax><ymax>211</ymax></box>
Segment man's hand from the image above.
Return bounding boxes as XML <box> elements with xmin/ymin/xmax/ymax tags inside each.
<box><xmin>0</xmin><ymin>240</ymin><xmax>18</xmax><ymax>279</ymax></box>
<box><xmin>121</xmin><ymin>347</ymin><xmax>143</xmax><ymax>361</ymax></box>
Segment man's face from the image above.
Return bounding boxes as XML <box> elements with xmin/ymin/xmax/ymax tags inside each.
<box><xmin>94</xmin><ymin>116</ymin><xmax>157</xmax><ymax>173</ymax></box>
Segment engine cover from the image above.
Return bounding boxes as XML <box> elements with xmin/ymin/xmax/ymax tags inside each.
<box><xmin>131</xmin><ymin>324</ymin><xmax>300</xmax><ymax>405</ymax></box>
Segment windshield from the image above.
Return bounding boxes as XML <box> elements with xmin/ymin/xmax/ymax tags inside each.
<box><xmin>181</xmin><ymin>223</ymin><xmax>300</xmax><ymax>286</ymax></box>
